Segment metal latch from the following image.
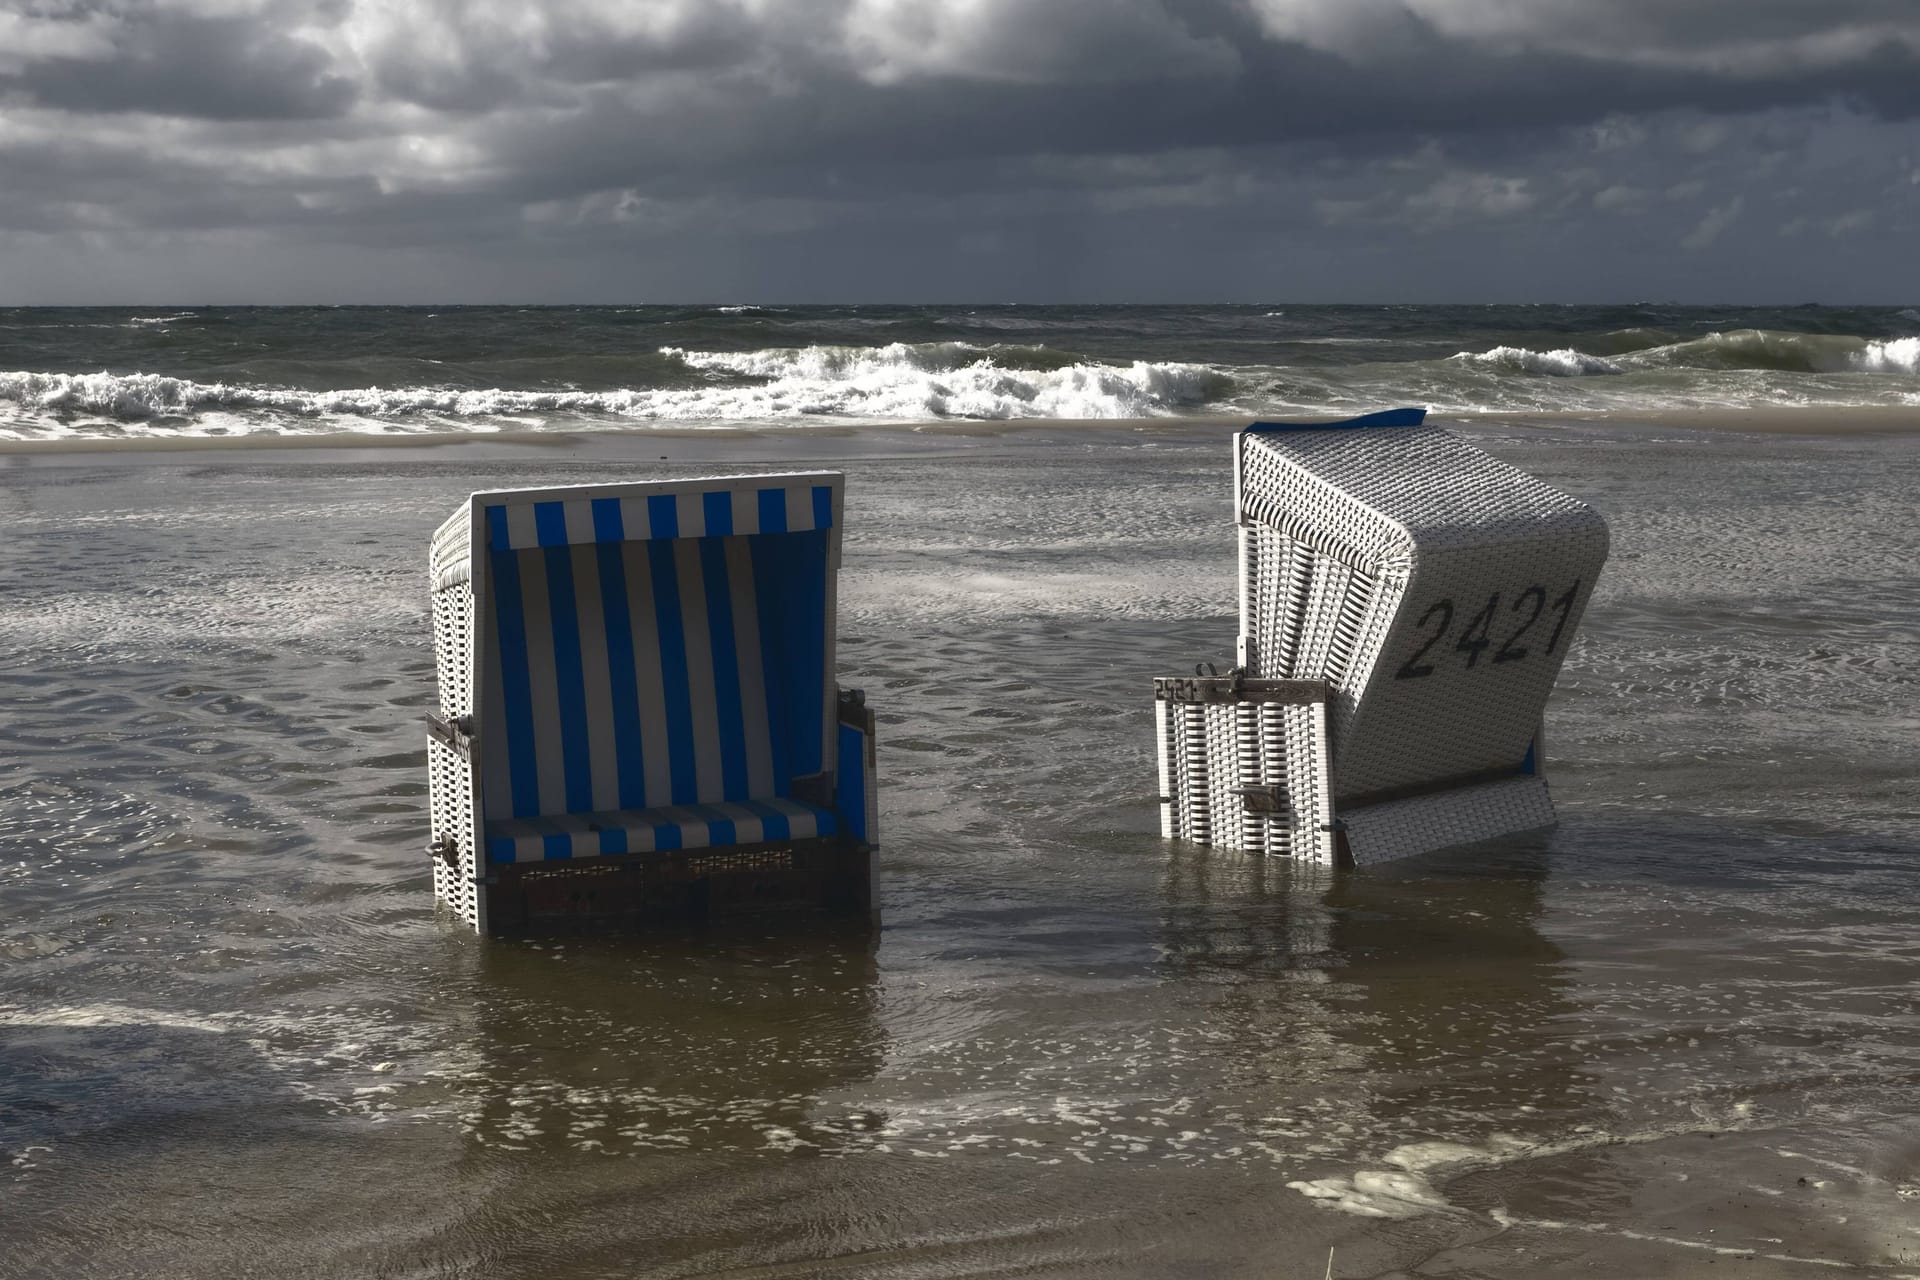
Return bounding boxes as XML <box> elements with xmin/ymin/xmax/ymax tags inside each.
<box><xmin>428</xmin><ymin>837</ymin><xmax>461</xmax><ymax>868</ymax></box>
<box><xmin>1231</xmin><ymin>784</ymin><xmax>1289</xmax><ymax>815</ymax></box>
<box><xmin>425</xmin><ymin>711</ymin><xmax>474</xmax><ymax>758</ymax></box>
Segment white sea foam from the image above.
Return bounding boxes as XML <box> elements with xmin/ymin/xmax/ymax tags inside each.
<box><xmin>126</xmin><ymin>313</ymin><xmax>197</xmax><ymax>326</ymax></box>
<box><xmin>0</xmin><ymin>345</ymin><xmax>1233</xmax><ymax>436</ymax></box>
<box><xmin>1854</xmin><ymin>336</ymin><xmax>1920</xmax><ymax>374</ymax></box>
<box><xmin>1451</xmin><ymin>346</ymin><xmax>1625</xmax><ymax>376</ymax></box>
<box><xmin>667</xmin><ymin>342</ymin><xmax>1233</xmax><ymax>419</ymax></box>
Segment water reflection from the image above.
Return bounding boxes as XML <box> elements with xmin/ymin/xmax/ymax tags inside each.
<box><xmin>1158</xmin><ymin>838</ymin><xmax>1609</xmax><ymax>1168</ymax></box>
<box><xmin>442</xmin><ymin>929</ymin><xmax>887</xmax><ymax>1158</ymax></box>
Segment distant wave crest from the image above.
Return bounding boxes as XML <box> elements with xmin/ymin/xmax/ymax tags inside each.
<box><xmin>1450</xmin><ymin>329</ymin><xmax>1920</xmax><ymax>379</ymax></box>
<box><xmin>0</xmin><ymin>342</ymin><xmax>1236</xmax><ymax>436</ymax></box>
<box><xmin>1451</xmin><ymin>346</ymin><xmax>1625</xmax><ymax>377</ymax></box>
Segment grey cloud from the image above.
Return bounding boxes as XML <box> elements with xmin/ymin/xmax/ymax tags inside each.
<box><xmin>0</xmin><ymin>0</ymin><xmax>1916</xmax><ymax>300</ymax></box>
<box><xmin>5</xmin><ymin>5</ymin><xmax>355</xmax><ymax>120</ymax></box>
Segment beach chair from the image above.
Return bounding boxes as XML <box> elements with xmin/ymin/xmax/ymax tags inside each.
<box><xmin>426</xmin><ymin>472</ymin><xmax>877</xmax><ymax>935</ymax></box>
<box><xmin>1155</xmin><ymin>410</ymin><xmax>1609</xmax><ymax>866</ymax></box>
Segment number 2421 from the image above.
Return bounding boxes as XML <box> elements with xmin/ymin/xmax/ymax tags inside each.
<box><xmin>1395</xmin><ymin>581</ymin><xmax>1581</xmax><ymax>680</ymax></box>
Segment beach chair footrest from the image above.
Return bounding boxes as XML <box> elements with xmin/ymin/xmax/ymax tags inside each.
<box><xmin>486</xmin><ymin>836</ymin><xmax>872</xmax><ymax>934</ymax></box>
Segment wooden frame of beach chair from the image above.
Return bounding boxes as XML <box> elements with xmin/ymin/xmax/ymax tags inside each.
<box><xmin>426</xmin><ymin>472</ymin><xmax>877</xmax><ymax>935</ymax></box>
<box><xmin>1156</xmin><ymin>410</ymin><xmax>1610</xmax><ymax>867</ymax></box>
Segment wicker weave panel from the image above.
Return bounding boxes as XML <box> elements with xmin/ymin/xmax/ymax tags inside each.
<box><xmin>428</xmin><ymin>581</ymin><xmax>482</xmax><ymax>930</ymax></box>
<box><xmin>1237</xmin><ymin>425</ymin><xmax>1608</xmax><ymax>802</ymax></box>
<box><xmin>1153</xmin><ymin>691</ymin><xmax>1335</xmax><ymax>864</ymax></box>
<box><xmin>430</xmin><ymin>505</ymin><xmax>472</xmax><ymax>593</ymax></box>
<box><xmin>1340</xmin><ymin>775</ymin><xmax>1555</xmax><ymax>867</ymax></box>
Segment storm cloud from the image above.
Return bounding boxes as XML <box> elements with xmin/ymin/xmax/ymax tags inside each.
<box><xmin>0</xmin><ymin>0</ymin><xmax>1914</xmax><ymax>301</ymax></box>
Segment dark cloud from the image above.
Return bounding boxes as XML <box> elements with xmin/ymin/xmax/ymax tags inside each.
<box><xmin>0</xmin><ymin>0</ymin><xmax>1915</xmax><ymax>301</ymax></box>
<box><xmin>4</xmin><ymin>6</ymin><xmax>354</xmax><ymax>120</ymax></box>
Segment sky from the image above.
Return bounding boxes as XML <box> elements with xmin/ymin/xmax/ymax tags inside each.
<box><xmin>1</xmin><ymin>0</ymin><xmax>1916</xmax><ymax>304</ymax></box>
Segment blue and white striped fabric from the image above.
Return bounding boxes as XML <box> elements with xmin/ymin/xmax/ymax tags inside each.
<box><xmin>486</xmin><ymin>797</ymin><xmax>837</xmax><ymax>864</ymax></box>
<box><xmin>477</xmin><ymin>479</ymin><xmax>838</xmax><ymax>863</ymax></box>
<box><xmin>485</xmin><ymin>483</ymin><xmax>835</xmax><ymax>551</ymax></box>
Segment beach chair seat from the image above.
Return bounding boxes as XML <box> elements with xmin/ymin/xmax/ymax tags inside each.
<box><xmin>426</xmin><ymin>472</ymin><xmax>878</xmax><ymax>934</ymax></box>
<box><xmin>1156</xmin><ymin>410</ymin><xmax>1608</xmax><ymax>866</ymax></box>
<box><xmin>483</xmin><ymin>798</ymin><xmax>839</xmax><ymax>864</ymax></box>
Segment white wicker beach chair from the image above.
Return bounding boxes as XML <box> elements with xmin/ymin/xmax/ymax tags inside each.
<box><xmin>1156</xmin><ymin>410</ymin><xmax>1609</xmax><ymax>866</ymax></box>
<box><xmin>426</xmin><ymin>472</ymin><xmax>877</xmax><ymax>934</ymax></box>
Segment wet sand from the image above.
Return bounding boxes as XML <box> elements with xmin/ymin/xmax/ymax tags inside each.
<box><xmin>2</xmin><ymin>417</ymin><xmax>1919</xmax><ymax>1277</ymax></box>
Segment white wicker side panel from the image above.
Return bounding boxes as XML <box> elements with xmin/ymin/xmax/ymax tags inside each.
<box><xmin>1341</xmin><ymin>775</ymin><xmax>1555</xmax><ymax>867</ymax></box>
<box><xmin>1158</xmin><ymin>701</ymin><xmax>1213</xmax><ymax>845</ymax></box>
<box><xmin>1268</xmin><ymin>701</ymin><xmax>1336</xmax><ymax>865</ymax></box>
<box><xmin>1154</xmin><ymin>699</ymin><xmax>1177</xmax><ymax>839</ymax></box>
<box><xmin>1154</xmin><ymin>691</ymin><xmax>1334</xmax><ymax>862</ymax></box>
<box><xmin>428</xmin><ymin>580</ymin><xmax>483</xmax><ymax>932</ymax></box>
<box><xmin>1202</xmin><ymin>705</ymin><xmax>1245</xmax><ymax>849</ymax></box>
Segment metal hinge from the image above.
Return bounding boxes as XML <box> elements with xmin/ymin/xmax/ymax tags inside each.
<box><xmin>1231</xmin><ymin>784</ymin><xmax>1289</xmax><ymax>815</ymax></box>
<box><xmin>425</xmin><ymin>711</ymin><xmax>474</xmax><ymax>758</ymax></box>
<box><xmin>427</xmin><ymin>836</ymin><xmax>461</xmax><ymax>868</ymax></box>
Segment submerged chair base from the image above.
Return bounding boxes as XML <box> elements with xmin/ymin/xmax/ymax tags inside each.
<box><xmin>475</xmin><ymin>837</ymin><xmax>874</xmax><ymax>937</ymax></box>
<box><xmin>1154</xmin><ymin>674</ymin><xmax>1553</xmax><ymax>868</ymax></box>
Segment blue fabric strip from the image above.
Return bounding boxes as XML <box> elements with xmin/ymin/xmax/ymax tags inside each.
<box><xmin>699</xmin><ymin>537</ymin><xmax>750</xmax><ymax>802</ymax></box>
<box><xmin>812</xmin><ymin>484</ymin><xmax>833</xmax><ymax>530</ymax></box>
<box><xmin>647</xmin><ymin>540</ymin><xmax>698</xmax><ymax>806</ymax></box>
<box><xmin>488</xmin><ymin>538</ymin><xmax>542</xmax><ymax>820</ymax></box>
<box><xmin>598</xmin><ymin>827</ymin><xmax>629</xmax><ymax>856</ymax></box>
<box><xmin>591</xmin><ymin>541</ymin><xmax>652</xmax><ymax>802</ymax></box>
<box><xmin>837</xmin><ymin>722</ymin><xmax>866</xmax><ymax>842</ymax></box>
<box><xmin>487</xmin><ymin>835</ymin><xmax>515</xmax><ymax>864</ymax></box>
<box><xmin>753</xmin><ymin>799</ymin><xmax>791</xmax><ymax>842</ymax></box>
<box><xmin>647</xmin><ymin>493</ymin><xmax>678</xmax><ymax>540</ymax></box>
<box><xmin>1245</xmin><ymin>407</ymin><xmax>1427</xmax><ymax>432</ymax></box>
<box><xmin>534</xmin><ymin>502</ymin><xmax>568</xmax><ymax>547</ymax></box>
<box><xmin>542</xmin><ymin>832</ymin><xmax>571</xmax><ymax>860</ymax></box>
<box><xmin>757</xmin><ymin>487</ymin><xmax>788</xmax><ymax>534</ymax></box>
<box><xmin>787</xmin><ymin>530</ymin><xmax>829</xmax><ymax>777</ymax></box>
<box><xmin>702</xmin><ymin>490</ymin><xmax>733</xmax><ymax>536</ymax></box>
<box><xmin>653</xmin><ymin>821</ymin><xmax>683</xmax><ymax>852</ymax></box>
<box><xmin>694</xmin><ymin>804</ymin><xmax>737</xmax><ymax>847</ymax></box>
<box><xmin>748</xmin><ymin>534</ymin><xmax>793</xmax><ymax>796</ymax></box>
<box><xmin>486</xmin><ymin>504</ymin><xmax>510</xmax><ymax>551</ymax></box>
<box><xmin>543</xmin><ymin>543</ymin><xmax>594</xmax><ymax>814</ymax></box>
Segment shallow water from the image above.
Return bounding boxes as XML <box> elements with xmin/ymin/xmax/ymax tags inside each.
<box><xmin>2</xmin><ymin>422</ymin><xmax>1919</xmax><ymax>1277</ymax></box>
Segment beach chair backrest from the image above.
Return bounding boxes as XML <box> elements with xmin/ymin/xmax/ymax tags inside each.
<box><xmin>1234</xmin><ymin>419</ymin><xmax>1608</xmax><ymax>803</ymax></box>
<box><xmin>467</xmin><ymin>474</ymin><xmax>843</xmax><ymax>821</ymax></box>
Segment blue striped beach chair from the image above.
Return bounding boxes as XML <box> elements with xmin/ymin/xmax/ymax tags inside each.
<box><xmin>426</xmin><ymin>472</ymin><xmax>877</xmax><ymax>934</ymax></box>
<box><xmin>1155</xmin><ymin>410</ymin><xmax>1610</xmax><ymax>866</ymax></box>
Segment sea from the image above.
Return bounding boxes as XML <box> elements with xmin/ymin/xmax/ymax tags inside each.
<box><xmin>1</xmin><ymin>307</ymin><xmax>1919</xmax><ymax>1276</ymax></box>
<box><xmin>2</xmin><ymin>302</ymin><xmax>1918</xmax><ymax>439</ymax></box>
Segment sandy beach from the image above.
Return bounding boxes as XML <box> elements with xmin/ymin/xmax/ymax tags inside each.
<box><xmin>3</xmin><ymin>416</ymin><xmax>1919</xmax><ymax>1277</ymax></box>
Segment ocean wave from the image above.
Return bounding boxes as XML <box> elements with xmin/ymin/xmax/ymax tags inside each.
<box><xmin>1450</xmin><ymin>329</ymin><xmax>1920</xmax><ymax>379</ymax></box>
<box><xmin>1450</xmin><ymin>346</ymin><xmax>1625</xmax><ymax>376</ymax></box>
<box><xmin>0</xmin><ymin>344</ymin><xmax>1236</xmax><ymax>433</ymax></box>
<box><xmin>1855</xmin><ymin>336</ymin><xmax>1920</xmax><ymax>375</ymax></box>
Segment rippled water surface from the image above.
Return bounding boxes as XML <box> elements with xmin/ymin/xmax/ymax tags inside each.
<box><xmin>2</xmin><ymin>423</ymin><xmax>1919</xmax><ymax>1277</ymax></box>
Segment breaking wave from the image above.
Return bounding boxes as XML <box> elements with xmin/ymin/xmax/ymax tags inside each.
<box><xmin>1</xmin><ymin>323</ymin><xmax>1912</xmax><ymax>440</ymax></box>
<box><xmin>1452</xmin><ymin>346</ymin><xmax>1625</xmax><ymax>377</ymax></box>
<box><xmin>0</xmin><ymin>342</ymin><xmax>1237</xmax><ymax>437</ymax></box>
<box><xmin>1449</xmin><ymin>329</ymin><xmax>1920</xmax><ymax>378</ymax></box>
